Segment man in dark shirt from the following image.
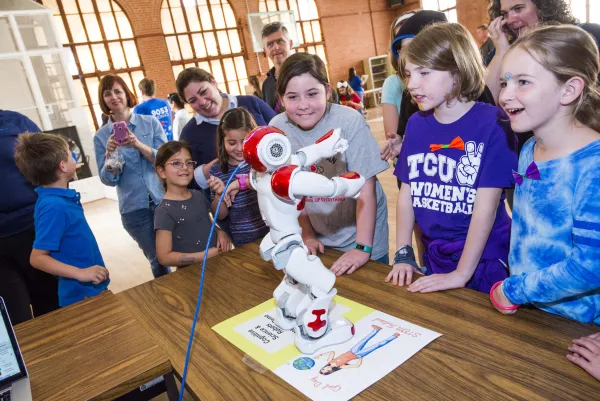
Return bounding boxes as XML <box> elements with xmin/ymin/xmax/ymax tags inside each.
<box><xmin>476</xmin><ymin>24</ymin><xmax>495</xmax><ymax>63</ymax></box>
<box><xmin>260</xmin><ymin>22</ymin><xmax>294</xmax><ymax>113</ymax></box>
<box><xmin>0</xmin><ymin>110</ymin><xmax>59</xmax><ymax>324</ymax></box>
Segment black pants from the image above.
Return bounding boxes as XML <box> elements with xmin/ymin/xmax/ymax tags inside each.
<box><xmin>0</xmin><ymin>227</ymin><xmax>59</xmax><ymax>324</ymax></box>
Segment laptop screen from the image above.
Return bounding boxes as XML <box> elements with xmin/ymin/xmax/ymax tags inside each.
<box><xmin>0</xmin><ymin>298</ymin><xmax>27</xmax><ymax>388</ymax></box>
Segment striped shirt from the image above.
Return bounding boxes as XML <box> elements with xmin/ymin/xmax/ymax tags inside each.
<box><xmin>209</xmin><ymin>163</ymin><xmax>269</xmax><ymax>247</ymax></box>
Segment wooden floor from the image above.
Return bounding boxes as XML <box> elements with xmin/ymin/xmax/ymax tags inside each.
<box><xmin>83</xmin><ymin>107</ymin><xmax>397</xmax><ymax>294</ymax></box>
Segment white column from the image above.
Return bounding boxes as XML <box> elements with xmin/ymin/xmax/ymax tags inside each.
<box><xmin>8</xmin><ymin>14</ymin><xmax>53</xmax><ymax>131</ymax></box>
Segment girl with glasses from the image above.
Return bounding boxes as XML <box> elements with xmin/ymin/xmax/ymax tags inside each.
<box><xmin>154</xmin><ymin>141</ymin><xmax>231</xmax><ymax>267</ymax></box>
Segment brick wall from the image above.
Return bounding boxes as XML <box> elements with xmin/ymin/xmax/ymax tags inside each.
<box><xmin>457</xmin><ymin>0</ymin><xmax>491</xmax><ymax>38</ymax></box>
<box><xmin>113</xmin><ymin>0</ymin><xmax>488</xmax><ymax>98</ymax></box>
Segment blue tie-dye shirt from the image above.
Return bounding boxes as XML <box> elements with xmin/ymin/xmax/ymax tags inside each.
<box><xmin>504</xmin><ymin>138</ymin><xmax>600</xmax><ymax>324</ymax></box>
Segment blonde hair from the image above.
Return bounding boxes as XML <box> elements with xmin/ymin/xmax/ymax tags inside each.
<box><xmin>402</xmin><ymin>23</ymin><xmax>485</xmax><ymax>102</ymax></box>
<box><xmin>510</xmin><ymin>25</ymin><xmax>600</xmax><ymax>132</ymax></box>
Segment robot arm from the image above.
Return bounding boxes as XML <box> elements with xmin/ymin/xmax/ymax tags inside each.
<box><xmin>291</xmin><ymin>128</ymin><xmax>348</xmax><ymax>168</ymax></box>
<box><xmin>271</xmin><ymin>166</ymin><xmax>365</xmax><ymax>202</ymax></box>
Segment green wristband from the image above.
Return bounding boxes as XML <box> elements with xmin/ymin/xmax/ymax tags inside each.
<box><xmin>354</xmin><ymin>243</ymin><xmax>372</xmax><ymax>254</ymax></box>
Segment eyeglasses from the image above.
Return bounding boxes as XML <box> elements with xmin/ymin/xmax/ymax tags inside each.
<box><xmin>165</xmin><ymin>160</ymin><xmax>197</xmax><ymax>169</ymax></box>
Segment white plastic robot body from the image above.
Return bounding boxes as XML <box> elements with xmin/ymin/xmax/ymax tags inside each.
<box><xmin>242</xmin><ymin>126</ymin><xmax>364</xmax><ymax>354</ymax></box>
<box><xmin>252</xmin><ymin>171</ymin><xmax>302</xmax><ymax>243</ymax></box>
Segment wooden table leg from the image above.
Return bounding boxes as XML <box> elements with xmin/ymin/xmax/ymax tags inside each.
<box><xmin>164</xmin><ymin>372</ymin><xmax>179</xmax><ymax>401</ymax></box>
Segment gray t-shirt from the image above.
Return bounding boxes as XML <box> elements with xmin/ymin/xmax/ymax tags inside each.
<box><xmin>270</xmin><ymin>104</ymin><xmax>390</xmax><ymax>259</ymax></box>
<box><xmin>154</xmin><ymin>190</ymin><xmax>216</xmax><ymax>253</ymax></box>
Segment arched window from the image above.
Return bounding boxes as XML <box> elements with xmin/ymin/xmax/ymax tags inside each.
<box><xmin>421</xmin><ymin>0</ymin><xmax>457</xmax><ymax>23</ymax></box>
<box><xmin>41</xmin><ymin>0</ymin><xmax>144</xmax><ymax>131</ymax></box>
<box><xmin>258</xmin><ymin>0</ymin><xmax>327</xmax><ymax>65</ymax></box>
<box><xmin>570</xmin><ymin>0</ymin><xmax>600</xmax><ymax>24</ymax></box>
<box><xmin>161</xmin><ymin>0</ymin><xmax>249</xmax><ymax>96</ymax></box>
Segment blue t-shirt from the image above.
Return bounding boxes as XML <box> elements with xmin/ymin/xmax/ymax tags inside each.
<box><xmin>0</xmin><ymin>110</ymin><xmax>40</xmax><ymax>237</ymax></box>
<box><xmin>395</xmin><ymin>103</ymin><xmax>517</xmax><ymax>248</ymax></box>
<box><xmin>134</xmin><ymin>98</ymin><xmax>173</xmax><ymax>141</ymax></box>
<box><xmin>33</xmin><ymin>187</ymin><xmax>108</xmax><ymax>307</ymax></box>
<box><xmin>504</xmin><ymin>139</ymin><xmax>600</xmax><ymax>324</ymax></box>
<box><xmin>348</xmin><ymin>76</ymin><xmax>363</xmax><ymax>93</ymax></box>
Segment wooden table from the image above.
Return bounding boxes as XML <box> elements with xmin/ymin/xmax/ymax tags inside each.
<box><xmin>117</xmin><ymin>244</ymin><xmax>600</xmax><ymax>400</ymax></box>
<box><xmin>15</xmin><ymin>291</ymin><xmax>175</xmax><ymax>400</ymax></box>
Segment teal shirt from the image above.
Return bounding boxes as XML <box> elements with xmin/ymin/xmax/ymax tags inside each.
<box><xmin>381</xmin><ymin>74</ymin><xmax>404</xmax><ymax>115</ymax></box>
<box><xmin>504</xmin><ymin>139</ymin><xmax>600</xmax><ymax>324</ymax></box>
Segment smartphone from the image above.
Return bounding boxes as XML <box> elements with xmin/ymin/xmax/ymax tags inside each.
<box><xmin>113</xmin><ymin>121</ymin><xmax>127</xmax><ymax>145</ymax></box>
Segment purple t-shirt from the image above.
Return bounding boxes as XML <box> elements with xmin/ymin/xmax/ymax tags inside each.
<box><xmin>394</xmin><ymin>102</ymin><xmax>517</xmax><ymax>251</ymax></box>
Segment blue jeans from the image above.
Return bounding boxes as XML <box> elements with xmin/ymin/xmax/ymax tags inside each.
<box><xmin>357</xmin><ymin>91</ymin><xmax>365</xmax><ymax>115</ymax></box>
<box><xmin>121</xmin><ymin>205</ymin><xmax>170</xmax><ymax>278</ymax></box>
<box><xmin>349</xmin><ymin>327</ymin><xmax>398</xmax><ymax>358</ymax></box>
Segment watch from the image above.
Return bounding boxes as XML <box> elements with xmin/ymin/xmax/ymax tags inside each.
<box><xmin>236</xmin><ymin>174</ymin><xmax>248</xmax><ymax>191</ymax></box>
<box><xmin>354</xmin><ymin>243</ymin><xmax>372</xmax><ymax>254</ymax></box>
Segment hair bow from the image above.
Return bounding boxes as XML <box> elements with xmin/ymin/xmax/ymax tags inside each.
<box><xmin>430</xmin><ymin>136</ymin><xmax>464</xmax><ymax>152</ymax></box>
<box><xmin>512</xmin><ymin>161</ymin><xmax>541</xmax><ymax>186</ymax></box>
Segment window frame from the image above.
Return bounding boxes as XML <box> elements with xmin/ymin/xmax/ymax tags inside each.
<box><xmin>421</xmin><ymin>0</ymin><xmax>457</xmax><ymax>23</ymax></box>
<box><xmin>161</xmin><ymin>0</ymin><xmax>249</xmax><ymax>96</ymax></box>
<box><xmin>258</xmin><ymin>0</ymin><xmax>327</xmax><ymax>63</ymax></box>
<box><xmin>41</xmin><ymin>0</ymin><xmax>145</xmax><ymax>131</ymax></box>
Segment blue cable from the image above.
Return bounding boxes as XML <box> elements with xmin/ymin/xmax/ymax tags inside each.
<box><xmin>178</xmin><ymin>162</ymin><xmax>246</xmax><ymax>401</ymax></box>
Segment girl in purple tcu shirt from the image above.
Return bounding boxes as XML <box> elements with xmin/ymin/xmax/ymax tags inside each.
<box><xmin>387</xmin><ymin>23</ymin><xmax>518</xmax><ymax>294</ymax></box>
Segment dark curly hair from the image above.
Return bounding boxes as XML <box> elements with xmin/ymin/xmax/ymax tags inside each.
<box><xmin>488</xmin><ymin>0</ymin><xmax>578</xmax><ymax>26</ymax></box>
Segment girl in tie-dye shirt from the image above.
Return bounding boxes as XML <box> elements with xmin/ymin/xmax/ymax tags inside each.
<box><xmin>492</xmin><ymin>25</ymin><xmax>600</xmax><ymax>325</ymax></box>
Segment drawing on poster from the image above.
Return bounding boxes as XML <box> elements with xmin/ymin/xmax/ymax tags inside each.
<box><xmin>316</xmin><ymin>325</ymin><xmax>399</xmax><ymax>375</ymax></box>
<box><xmin>213</xmin><ymin>297</ymin><xmax>441</xmax><ymax>401</ymax></box>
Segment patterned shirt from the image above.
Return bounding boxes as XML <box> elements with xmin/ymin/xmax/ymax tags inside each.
<box><xmin>504</xmin><ymin>139</ymin><xmax>600</xmax><ymax>324</ymax></box>
<box><xmin>209</xmin><ymin>163</ymin><xmax>269</xmax><ymax>247</ymax></box>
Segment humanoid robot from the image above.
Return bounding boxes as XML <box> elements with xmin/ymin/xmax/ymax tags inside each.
<box><xmin>242</xmin><ymin>126</ymin><xmax>365</xmax><ymax>354</ymax></box>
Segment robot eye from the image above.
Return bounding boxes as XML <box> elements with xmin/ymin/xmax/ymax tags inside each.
<box><xmin>270</xmin><ymin>143</ymin><xmax>284</xmax><ymax>158</ymax></box>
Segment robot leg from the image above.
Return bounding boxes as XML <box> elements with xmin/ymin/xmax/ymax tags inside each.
<box><xmin>283</xmin><ymin>247</ymin><xmax>355</xmax><ymax>354</ymax></box>
<box><xmin>273</xmin><ymin>273</ymin><xmax>307</xmax><ymax>331</ymax></box>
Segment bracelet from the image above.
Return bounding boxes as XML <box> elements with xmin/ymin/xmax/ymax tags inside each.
<box><xmin>490</xmin><ymin>281</ymin><xmax>520</xmax><ymax>311</ymax></box>
<box><xmin>354</xmin><ymin>243</ymin><xmax>372</xmax><ymax>254</ymax></box>
<box><xmin>236</xmin><ymin>174</ymin><xmax>247</xmax><ymax>191</ymax></box>
<box><xmin>393</xmin><ymin>245</ymin><xmax>426</xmax><ymax>274</ymax></box>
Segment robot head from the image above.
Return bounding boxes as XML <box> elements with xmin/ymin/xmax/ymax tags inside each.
<box><xmin>243</xmin><ymin>126</ymin><xmax>292</xmax><ymax>172</ymax></box>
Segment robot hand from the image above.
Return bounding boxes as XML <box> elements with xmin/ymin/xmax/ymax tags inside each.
<box><xmin>331</xmin><ymin>172</ymin><xmax>365</xmax><ymax>199</ymax></box>
<box><xmin>293</xmin><ymin>128</ymin><xmax>348</xmax><ymax>167</ymax></box>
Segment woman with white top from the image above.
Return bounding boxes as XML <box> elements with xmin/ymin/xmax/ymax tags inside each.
<box><xmin>168</xmin><ymin>92</ymin><xmax>192</xmax><ymax>141</ymax></box>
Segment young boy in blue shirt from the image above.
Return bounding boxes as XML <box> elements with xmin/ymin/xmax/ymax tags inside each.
<box><xmin>14</xmin><ymin>133</ymin><xmax>109</xmax><ymax>307</ymax></box>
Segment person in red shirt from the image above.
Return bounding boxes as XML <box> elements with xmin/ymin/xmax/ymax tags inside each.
<box><xmin>336</xmin><ymin>81</ymin><xmax>364</xmax><ymax>112</ymax></box>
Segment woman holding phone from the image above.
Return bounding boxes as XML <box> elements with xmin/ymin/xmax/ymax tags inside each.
<box><xmin>93</xmin><ymin>75</ymin><xmax>169</xmax><ymax>278</ymax></box>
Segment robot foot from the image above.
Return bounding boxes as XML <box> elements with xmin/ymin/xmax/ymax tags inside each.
<box><xmin>275</xmin><ymin>307</ymin><xmax>297</xmax><ymax>331</ymax></box>
<box><xmin>294</xmin><ymin>318</ymin><xmax>355</xmax><ymax>355</ymax></box>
